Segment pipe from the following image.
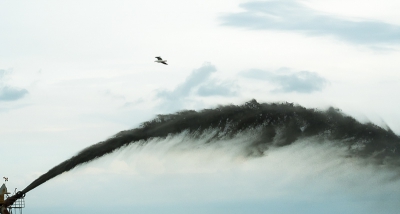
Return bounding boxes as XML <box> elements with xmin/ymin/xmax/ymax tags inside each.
<box><xmin>0</xmin><ymin>191</ymin><xmax>25</xmax><ymax>213</ymax></box>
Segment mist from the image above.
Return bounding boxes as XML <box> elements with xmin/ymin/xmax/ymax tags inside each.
<box><xmin>26</xmin><ymin>128</ymin><xmax>400</xmax><ymax>214</ymax></box>
<box><xmin>16</xmin><ymin>99</ymin><xmax>400</xmax><ymax>214</ymax></box>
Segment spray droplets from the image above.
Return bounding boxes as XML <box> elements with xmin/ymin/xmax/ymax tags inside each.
<box><xmin>22</xmin><ymin>100</ymin><xmax>400</xmax><ymax>194</ymax></box>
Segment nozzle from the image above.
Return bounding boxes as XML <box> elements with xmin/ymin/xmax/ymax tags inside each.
<box><xmin>1</xmin><ymin>191</ymin><xmax>26</xmax><ymax>208</ymax></box>
<box><xmin>15</xmin><ymin>191</ymin><xmax>25</xmax><ymax>199</ymax></box>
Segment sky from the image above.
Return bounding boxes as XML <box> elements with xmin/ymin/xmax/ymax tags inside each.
<box><xmin>1</xmin><ymin>0</ymin><xmax>400</xmax><ymax>213</ymax></box>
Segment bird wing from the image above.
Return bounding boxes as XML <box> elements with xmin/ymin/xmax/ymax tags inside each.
<box><xmin>161</xmin><ymin>62</ymin><xmax>168</xmax><ymax>65</ymax></box>
<box><xmin>155</xmin><ymin>56</ymin><xmax>162</xmax><ymax>60</ymax></box>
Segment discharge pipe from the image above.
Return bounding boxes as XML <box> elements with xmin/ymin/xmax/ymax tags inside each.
<box><xmin>0</xmin><ymin>191</ymin><xmax>25</xmax><ymax>214</ymax></box>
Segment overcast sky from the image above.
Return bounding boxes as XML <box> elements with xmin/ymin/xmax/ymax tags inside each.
<box><xmin>1</xmin><ymin>0</ymin><xmax>400</xmax><ymax>213</ymax></box>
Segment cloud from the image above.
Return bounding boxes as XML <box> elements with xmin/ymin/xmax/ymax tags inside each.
<box><xmin>221</xmin><ymin>0</ymin><xmax>400</xmax><ymax>44</ymax></box>
<box><xmin>156</xmin><ymin>63</ymin><xmax>238</xmax><ymax>110</ymax></box>
<box><xmin>0</xmin><ymin>86</ymin><xmax>29</xmax><ymax>101</ymax></box>
<box><xmin>0</xmin><ymin>69</ymin><xmax>29</xmax><ymax>101</ymax></box>
<box><xmin>241</xmin><ymin>68</ymin><xmax>327</xmax><ymax>93</ymax></box>
<box><xmin>157</xmin><ymin>63</ymin><xmax>217</xmax><ymax>101</ymax></box>
<box><xmin>197</xmin><ymin>80</ymin><xmax>238</xmax><ymax>97</ymax></box>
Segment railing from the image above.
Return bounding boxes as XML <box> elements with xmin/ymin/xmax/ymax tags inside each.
<box><xmin>8</xmin><ymin>197</ymin><xmax>24</xmax><ymax>209</ymax></box>
<box><xmin>5</xmin><ymin>191</ymin><xmax>25</xmax><ymax>214</ymax></box>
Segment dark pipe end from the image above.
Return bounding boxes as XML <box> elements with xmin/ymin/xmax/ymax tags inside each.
<box><xmin>15</xmin><ymin>191</ymin><xmax>25</xmax><ymax>199</ymax></box>
<box><xmin>2</xmin><ymin>191</ymin><xmax>26</xmax><ymax>208</ymax></box>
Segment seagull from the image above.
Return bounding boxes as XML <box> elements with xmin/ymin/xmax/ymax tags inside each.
<box><xmin>3</xmin><ymin>177</ymin><xmax>8</xmax><ymax>182</ymax></box>
<box><xmin>155</xmin><ymin>56</ymin><xmax>168</xmax><ymax>65</ymax></box>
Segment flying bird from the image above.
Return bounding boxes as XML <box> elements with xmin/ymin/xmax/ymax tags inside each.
<box><xmin>3</xmin><ymin>177</ymin><xmax>8</xmax><ymax>182</ymax></box>
<box><xmin>155</xmin><ymin>56</ymin><xmax>168</xmax><ymax>65</ymax></box>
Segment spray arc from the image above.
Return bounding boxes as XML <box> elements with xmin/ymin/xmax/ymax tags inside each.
<box><xmin>3</xmin><ymin>100</ymin><xmax>400</xmax><ymax>211</ymax></box>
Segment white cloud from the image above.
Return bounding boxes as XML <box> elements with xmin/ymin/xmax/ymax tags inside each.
<box><xmin>0</xmin><ymin>69</ymin><xmax>28</xmax><ymax>101</ymax></box>
<box><xmin>240</xmin><ymin>68</ymin><xmax>328</xmax><ymax>93</ymax></box>
<box><xmin>156</xmin><ymin>63</ymin><xmax>238</xmax><ymax>111</ymax></box>
<box><xmin>221</xmin><ymin>0</ymin><xmax>400</xmax><ymax>44</ymax></box>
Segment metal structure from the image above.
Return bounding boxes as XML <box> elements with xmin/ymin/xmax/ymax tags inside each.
<box><xmin>1</xmin><ymin>182</ymin><xmax>25</xmax><ymax>214</ymax></box>
<box><xmin>5</xmin><ymin>189</ymin><xmax>25</xmax><ymax>214</ymax></box>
